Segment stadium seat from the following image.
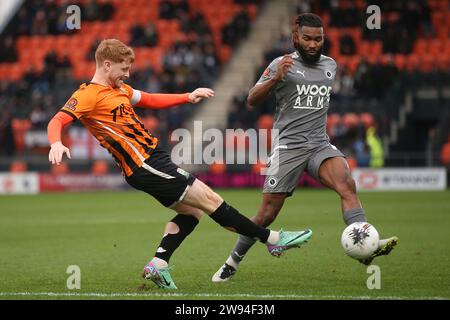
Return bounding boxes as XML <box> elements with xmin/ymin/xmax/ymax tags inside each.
<box><xmin>419</xmin><ymin>54</ymin><xmax>435</xmax><ymax>73</ymax></box>
<box><xmin>413</xmin><ymin>39</ymin><xmax>427</xmax><ymax>56</ymax></box>
<box><xmin>359</xmin><ymin>113</ymin><xmax>375</xmax><ymax>129</ymax></box>
<box><xmin>209</xmin><ymin>162</ymin><xmax>226</xmax><ymax>174</ymax></box>
<box><xmin>219</xmin><ymin>46</ymin><xmax>232</xmax><ymax>64</ymax></box>
<box><xmin>347</xmin><ymin>56</ymin><xmax>361</xmax><ymax>74</ymax></box>
<box><xmin>247</xmin><ymin>4</ymin><xmax>258</xmax><ymax>20</ymax></box>
<box><xmin>342</xmin><ymin>113</ymin><xmax>360</xmax><ymax>129</ymax></box>
<box><xmin>394</xmin><ymin>54</ymin><xmax>407</xmax><ymax>70</ymax></box>
<box><xmin>327</xmin><ymin>113</ymin><xmax>341</xmax><ymax>134</ymax></box>
<box><xmin>91</xmin><ymin>160</ymin><xmax>109</xmax><ymax>175</ymax></box>
<box><xmin>406</xmin><ymin>54</ymin><xmax>420</xmax><ymax>71</ymax></box>
<box><xmin>257</xmin><ymin>114</ymin><xmax>273</xmax><ymax>130</ymax></box>
<box><xmin>251</xmin><ymin>161</ymin><xmax>266</xmax><ymax>174</ymax></box>
<box><xmin>429</xmin><ymin>39</ymin><xmax>443</xmax><ymax>57</ymax></box>
<box><xmin>9</xmin><ymin>160</ymin><xmax>27</xmax><ymax>173</ymax></box>
<box><xmin>346</xmin><ymin>156</ymin><xmax>358</xmax><ymax>171</ymax></box>
<box><xmin>11</xmin><ymin>118</ymin><xmax>32</xmax><ymax>152</ymax></box>
<box><xmin>142</xmin><ymin>116</ymin><xmax>159</xmax><ymax>133</ymax></box>
<box><xmin>440</xmin><ymin>138</ymin><xmax>450</xmax><ymax>165</ymax></box>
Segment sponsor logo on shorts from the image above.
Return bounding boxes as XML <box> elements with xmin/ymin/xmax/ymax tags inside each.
<box><xmin>268</xmin><ymin>176</ymin><xmax>278</xmax><ymax>187</ymax></box>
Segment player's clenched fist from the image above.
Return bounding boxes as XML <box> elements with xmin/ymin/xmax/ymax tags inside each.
<box><xmin>48</xmin><ymin>141</ymin><xmax>71</xmax><ymax>165</ymax></box>
<box><xmin>273</xmin><ymin>55</ymin><xmax>294</xmax><ymax>81</ymax></box>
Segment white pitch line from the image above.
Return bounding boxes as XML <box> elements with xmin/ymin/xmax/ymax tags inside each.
<box><xmin>0</xmin><ymin>292</ymin><xmax>447</xmax><ymax>300</ymax></box>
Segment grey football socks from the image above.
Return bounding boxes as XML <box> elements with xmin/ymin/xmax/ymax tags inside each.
<box><xmin>343</xmin><ymin>207</ymin><xmax>367</xmax><ymax>225</ymax></box>
<box><xmin>231</xmin><ymin>235</ymin><xmax>257</xmax><ymax>262</ymax></box>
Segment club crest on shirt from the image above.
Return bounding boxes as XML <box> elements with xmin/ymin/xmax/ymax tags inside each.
<box><xmin>325</xmin><ymin>70</ymin><xmax>333</xmax><ymax>79</ymax></box>
<box><xmin>65</xmin><ymin>98</ymin><xmax>78</xmax><ymax>111</ymax></box>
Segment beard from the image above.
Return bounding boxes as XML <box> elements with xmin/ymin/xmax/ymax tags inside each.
<box><xmin>294</xmin><ymin>42</ymin><xmax>323</xmax><ymax>64</ymax></box>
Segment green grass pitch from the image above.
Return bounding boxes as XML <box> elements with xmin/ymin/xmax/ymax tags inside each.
<box><xmin>0</xmin><ymin>189</ymin><xmax>449</xmax><ymax>300</ymax></box>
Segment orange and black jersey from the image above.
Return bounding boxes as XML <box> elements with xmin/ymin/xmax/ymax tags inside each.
<box><xmin>60</xmin><ymin>82</ymin><xmax>158</xmax><ymax>176</ymax></box>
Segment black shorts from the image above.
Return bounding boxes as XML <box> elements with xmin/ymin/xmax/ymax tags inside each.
<box><xmin>125</xmin><ymin>145</ymin><xmax>196</xmax><ymax>207</ymax></box>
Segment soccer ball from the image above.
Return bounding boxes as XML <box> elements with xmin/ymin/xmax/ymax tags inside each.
<box><xmin>341</xmin><ymin>222</ymin><xmax>379</xmax><ymax>260</ymax></box>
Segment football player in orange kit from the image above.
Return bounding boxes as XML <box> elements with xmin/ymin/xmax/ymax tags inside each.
<box><xmin>47</xmin><ymin>39</ymin><xmax>312</xmax><ymax>289</ymax></box>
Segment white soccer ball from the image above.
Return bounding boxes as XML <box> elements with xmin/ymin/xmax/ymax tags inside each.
<box><xmin>341</xmin><ymin>222</ymin><xmax>380</xmax><ymax>260</ymax></box>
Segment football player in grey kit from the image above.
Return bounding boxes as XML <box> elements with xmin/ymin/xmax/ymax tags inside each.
<box><xmin>212</xmin><ymin>13</ymin><xmax>398</xmax><ymax>282</ymax></box>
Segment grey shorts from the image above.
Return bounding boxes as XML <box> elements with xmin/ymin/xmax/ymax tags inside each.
<box><xmin>263</xmin><ymin>142</ymin><xmax>344</xmax><ymax>195</ymax></box>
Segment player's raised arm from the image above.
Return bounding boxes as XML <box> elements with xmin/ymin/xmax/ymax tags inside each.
<box><xmin>47</xmin><ymin>112</ymin><xmax>73</xmax><ymax>165</ymax></box>
<box><xmin>131</xmin><ymin>87</ymin><xmax>214</xmax><ymax>109</ymax></box>
<box><xmin>248</xmin><ymin>55</ymin><xmax>294</xmax><ymax>107</ymax></box>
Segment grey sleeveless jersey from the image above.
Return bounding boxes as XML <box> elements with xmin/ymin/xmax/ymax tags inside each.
<box><xmin>256</xmin><ymin>52</ymin><xmax>337</xmax><ymax>151</ymax></box>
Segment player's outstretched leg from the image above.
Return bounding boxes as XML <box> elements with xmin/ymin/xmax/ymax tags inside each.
<box><xmin>359</xmin><ymin>236</ymin><xmax>399</xmax><ymax>265</ymax></box>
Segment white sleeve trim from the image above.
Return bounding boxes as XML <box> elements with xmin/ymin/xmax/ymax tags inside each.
<box><xmin>130</xmin><ymin>89</ymin><xmax>141</xmax><ymax>105</ymax></box>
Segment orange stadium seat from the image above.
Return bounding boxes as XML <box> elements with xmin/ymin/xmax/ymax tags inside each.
<box><xmin>326</xmin><ymin>28</ymin><xmax>340</xmax><ymax>46</ymax></box>
<box><xmin>247</xmin><ymin>4</ymin><xmax>258</xmax><ymax>20</ymax></box>
<box><xmin>91</xmin><ymin>160</ymin><xmax>109</xmax><ymax>175</ymax></box>
<box><xmin>359</xmin><ymin>113</ymin><xmax>375</xmax><ymax>129</ymax></box>
<box><xmin>435</xmin><ymin>54</ymin><xmax>450</xmax><ymax>70</ymax></box>
<box><xmin>15</xmin><ymin>36</ymin><xmax>28</xmax><ymax>52</ymax></box>
<box><xmin>342</xmin><ymin>113</ymin><xmax>360</xmax><ymax>129</ymax></box>
<box><xmin>142</xmin><ymin>116</ymin><xmax>159</xmax><ymax>132</ymax></box>
<box><xmin>252</xmin><ymin>161</ymin><xmax>266</xmax><ymax>174</ymax></box>
<box><xmin>326</xmin><ymin>113</ymin><xmax>341</xmax><ymax>135</ymax></box>
<box><xmin>0</xmin><ymin>64</ymin><xmax>7</xmax><ymax>80</ymax></box>
<box><xmin>11</xmin><ymin>118</ymin><xmax>32</xmax><ymax>152</ymax></box>
<box><xmin>370</xmin><ymin>41</ymin><xmax>383</xmax><ymax>56</ymax></box>
<box><xmin>440</xmin><ymin>138</ymin><xmax>450</xmax><ymax>165</ymax></box>
<box><xmin>429</xmin><ymin>39</ymin><xmax>444</xmax><ymax>57</ymax></box>
<box><xmin>257</xmin><ymin>114</ymin><xmax>273</xmax><ymax>130</ymax></box>
<box><xmin>358</xmin><ymin>41</ymin><xmax>371</xmax><ymax>58</ymax></box>
<box><xmin>9</xmin><ymin>160</ymin><xmax>28</xmax><ymax>173</ymax></box>
<box><xmin>346</xmin><ymin>156</ymin><xmax>358</xmax><ymax>171</ymax></box>
<box><xmin>9</xmin><ymin>65</ymin><xmax>23</xmax><ymax>81</ymax></box>
<box><xmin>347</xmin><ymin>56</ymin><xmax>361</xmax><ymax>74</ymax></box>
<box><xmin>413</xmin><ymin>39</ymin><xmax>427</xmax><ymax>55</ymax></box>
<box><xmin>209</xmin><ymin>162</ymin><xmax>226</xmax><ymax>174</ymax></box>
<box><xmin>406</xmin><ymin>54</ymin><xmax>420</xmax><ymax>71</ymax></box>
<box><xmin>394</xmin><ymin>54</ymin><xmax>407</xmax><ymax>70</ymax></box>
<box><xmin>419</xmin><ymin>54</ymin><xmax>435</xmax><ymax>72</ymax></box>
<box><xmin>219</xmin><ymin>46</ymin><xmax>232</xmax><ymax>64</ymax></box>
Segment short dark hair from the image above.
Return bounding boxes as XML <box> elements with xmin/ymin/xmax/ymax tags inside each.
<box><xmin>295</xmin><ymin>13</ymin><xmax>323</xmax><ymax>28</ymax></box>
